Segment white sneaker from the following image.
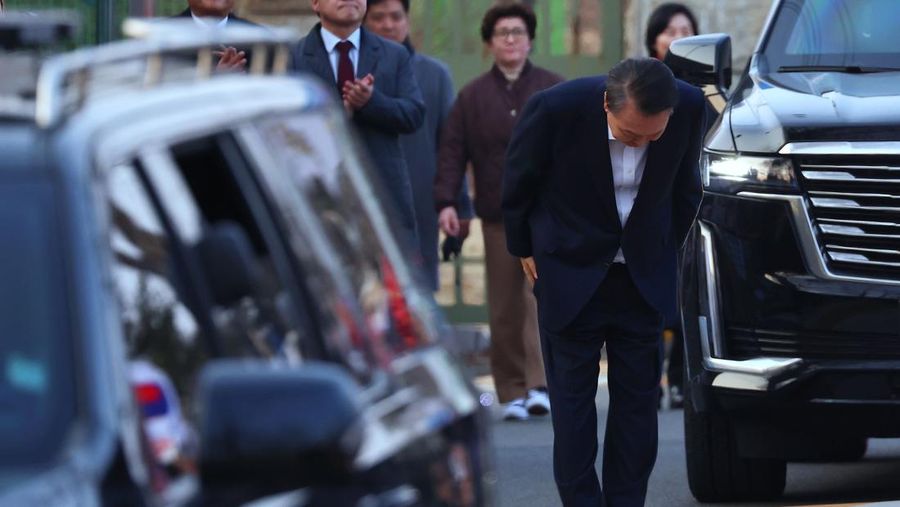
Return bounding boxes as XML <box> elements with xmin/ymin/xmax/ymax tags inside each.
<box><xmin>525</xmin><ymin>388</ymin><xmax>551</xmax><ymax>416</ymax></box>
<box><xmin>503</xmin><ymin>398</ymin><xmax>529</xmax><ymax>421</ymax></box>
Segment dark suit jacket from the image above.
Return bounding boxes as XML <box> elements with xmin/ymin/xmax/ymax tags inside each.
<box><xmin>401</xmin><ymin>47</ymin><xmax>473</xmax><ymax>290</ymax></box>
<box><xmin>289</xmin><ymin>24</ymin><xmax>425</xmax><ymax>248</ymax></box>
<box><xmin>502</xmin><ymin>76</ymin><xmax>705</xmax><ymax>332</ymax></box>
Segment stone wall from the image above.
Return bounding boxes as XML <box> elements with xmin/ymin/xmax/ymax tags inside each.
<box><xmin>623</xmin><ymin>0</ymin><xmax>774</xmax><ymax>72</ymax></box>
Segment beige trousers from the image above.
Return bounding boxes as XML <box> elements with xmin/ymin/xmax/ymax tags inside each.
<box><xmin>481</xmin><ymin>221</ymin><xmax>546</xmax><ymax>403</ymax></box>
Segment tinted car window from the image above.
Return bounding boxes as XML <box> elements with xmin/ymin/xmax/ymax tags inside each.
<box><xmin>239</xmin><ymin>112</ymin><xmax>430</xmax><ymax>381</ymax></box>
<box><xmin>155</xmin><ymin>137</ymin><xmax>302</xmax><ymax>361</ymax></box>
<box><xmin>0</xmin><ymin>179</ymin><xmax>76</xmax><ymax>467</ymax></box>
<box><xmin>765</xmin><ymin>0</ymin><xmax>900</xmax><ymax>67</ymax></box>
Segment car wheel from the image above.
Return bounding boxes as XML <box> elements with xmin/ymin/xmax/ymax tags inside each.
<box><xmin>683</xmin><ymin>379</ymin><xmax>787</xmax><ymax>502</ymax></box>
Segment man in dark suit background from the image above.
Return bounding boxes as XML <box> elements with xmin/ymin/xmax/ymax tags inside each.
<box><xmin>289</xmin><ymin>0</ymin><xmax>425</xmax><ymax>250</ymax></box>
<box><xmin>502</xmin><ymin>58</ymin><xmax>705</xmax><ymax>506</ymax></box>
<box><xmin>363</xmin><ymin>0</ymin><xmax>474</xmax><ymax>291</ymax></box>
<box><xmin>176</xmin><ymin>0</ymin><xmax>258</xmax><ymax>71</ymax></box>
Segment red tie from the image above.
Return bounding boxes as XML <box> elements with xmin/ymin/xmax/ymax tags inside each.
<box><xmin>336</xmin><ymin>40</ymin><xmax>355</xmax><ymax>93</ymax></box>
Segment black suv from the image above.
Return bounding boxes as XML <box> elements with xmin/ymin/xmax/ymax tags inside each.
<box><xmin>666</xmin><ymin>0</ymin><xmax>900</xmax><ymax>501</ymax></box>
<box><xmin>0</xmin><ymin>16</ymin><xmax>491</xmax><ymax>506</ymax></box>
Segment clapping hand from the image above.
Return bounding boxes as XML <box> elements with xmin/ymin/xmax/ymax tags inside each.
<box><xmin>342</xmin><ymin>73</ymin><xmax>375</xmax><ymax>113</ymax></box>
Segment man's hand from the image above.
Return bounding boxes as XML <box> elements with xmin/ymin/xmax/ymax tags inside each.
<box><xmin>342</xmin><ymin>73</ymin><xmax>375</xmax><ymax>110</ymax></box>
<box><xmin>214</xmin><ymin>46</ymin><xmax>246</xmax><ymax>72</ymax></box>
<box><xmin>521</xmin><ymin>257</ymin><xmax>538</xmax><ymax>286</ymax></box>
<box><xmin>438</xmin><ymin>206</ymin><xmax>460</xmax><ymax>237</ymax></box>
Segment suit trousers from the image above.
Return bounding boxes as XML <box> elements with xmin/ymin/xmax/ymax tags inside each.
<box><xmin>539</xmin><ymin>263</ymin><xmax>663</xmax><ymax>507</ymax></box>
<box><xmin>482</xmin><ymin>221</ymin><xmax>545</xmax><ymax>402</ymax></box>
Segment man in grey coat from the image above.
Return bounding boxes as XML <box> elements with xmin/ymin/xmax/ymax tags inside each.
<box><xmin>364</xmin><ymin>0</ymin><xmax>474</xmax><ymax>290</ymax></box>
<box><xmin>289</xmin><ymin>0</ymin><xmax>425</xmax><ymax>250</ymax></box>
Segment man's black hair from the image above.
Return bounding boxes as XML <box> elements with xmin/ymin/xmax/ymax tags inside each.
<box><xmin>644</xmin><ymin>2</ymin><xmax>699</xmax><ymax>59</ymax></box>
<box><xmin>606</xmin><ymin>58</ymin><xmax>679</xmax><ymax>116</ymax></box>
<box><xmin>367</xmin><ymin>0</ymin><xmax>409</xmax><ymax>13</ymax></box>
<box><xmin>480</xmin><ymin>3</ymin><xmax>537</xmax><ymax>43</ymax></box>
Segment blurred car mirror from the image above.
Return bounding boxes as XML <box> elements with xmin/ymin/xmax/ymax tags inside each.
<box><xmin>196</xmin><ymin>360</ymin><xmax>364</xmax><ymax>500</ymax></box>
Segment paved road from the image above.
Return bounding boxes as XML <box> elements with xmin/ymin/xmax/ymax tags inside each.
<box><xmin>477</xmin><ymin>376</ymin><xmax>900</xmax><ymax>507</ymax></box>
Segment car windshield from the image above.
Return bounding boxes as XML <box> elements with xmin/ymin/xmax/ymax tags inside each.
<box><xmin>764</xmin><ymin>0</ymin><xmax>900</xmax><ymax>70</ymax></box>
<box><xmin>0</xmin><ymin>179</ymin><xmax>76</xmax><ymax>469</ymax></box>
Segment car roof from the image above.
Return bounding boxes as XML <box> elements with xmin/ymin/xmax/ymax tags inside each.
<box><xmin>73</xmin><ymin>73</ymin><xmax>334</xmax><ymax>172</ymax></box>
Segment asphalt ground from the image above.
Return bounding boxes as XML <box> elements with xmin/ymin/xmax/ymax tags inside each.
<box><xmin>473</xmin><ymin>374</ymin><xmax>900</xmax><ymax>507</ymax></box>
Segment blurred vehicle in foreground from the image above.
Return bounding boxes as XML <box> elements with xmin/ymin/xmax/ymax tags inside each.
<box><xmin>667</xmin><ymin>0</ymin><xmax>900</xmax><ymax>501</ymax></box>
<box><xmin>0</xmin><ymin>14</ymin><xmax>492</xmax><ymax>507</ymax></box>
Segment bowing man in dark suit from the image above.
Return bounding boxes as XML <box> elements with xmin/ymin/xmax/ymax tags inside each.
<box><xmin>176</xmin><ymin>0</ymin><xmax>259</xmax><ymax>72</ymax></box>
<box><xmin>289</xmin><ymin>0</ymin><xmax>425</xmax><ymax>251</ymax></box>
<box><xmin>502</xmin><ymin>58</ymin><xmax>705</xmax><ymax>506</ymax></box>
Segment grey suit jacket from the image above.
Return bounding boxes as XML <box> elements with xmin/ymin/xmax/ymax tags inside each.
<box><xmin>401</xmin><ymin>49</ymin><xmax>474</xmax><ymax>290</ymax></box>
<box><xmin>289</xmin><ymin>24</ymin><xmax>425</xmax><ymax>249</ymax></box>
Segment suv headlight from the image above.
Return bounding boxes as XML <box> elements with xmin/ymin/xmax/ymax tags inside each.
<box><xmin>702</xmin><ymin>151</ymin><xmax>798</xmax><ymax>193</ymax></box>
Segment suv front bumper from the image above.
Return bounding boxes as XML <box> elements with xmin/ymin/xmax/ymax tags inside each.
<box><xmin>683</xmin><ymin>192</ymin><xmax>900</xmax><ymax>423</ymax></box>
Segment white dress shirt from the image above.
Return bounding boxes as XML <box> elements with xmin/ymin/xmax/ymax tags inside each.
<box><xmin>608</xmin><ymin>125</ymin><xmax>649</xmax><ymax>263</ymax></box>
<box><xmin>319</xmin><ymin>26</ymin><xmax>361</xmax><ymax>82</ymax></box>
<box><xmin>190</xmin><ymin>12</ymin><xmax>229</xmax><ymax>29</ymax></box>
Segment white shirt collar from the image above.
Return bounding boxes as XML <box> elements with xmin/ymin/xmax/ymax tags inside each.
<box><xmin>607</xmin><ymin>125</ymin><xmax>616</xmax><ymax>141</ymax></box>
<box><xmin>320</xmin><ymin>26</ymin><xmax>361</xmax><ymax>53</ymax></box>
<box><xmin>191</xmin><ymin>11</ymin><xmax>228</xmax><ymax>28</ymax></box>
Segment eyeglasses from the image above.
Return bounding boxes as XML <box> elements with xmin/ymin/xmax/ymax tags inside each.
<box><xmin>492</xmin><ymin>28</ymin><xmax>528</xmax><ymax>40</ymax></box>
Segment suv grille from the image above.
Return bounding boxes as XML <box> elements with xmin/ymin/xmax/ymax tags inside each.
<box><xmin>729</xmin><ymin>327</ymin><xmax>900</xmax><ymax>360</ymax></box>
<box><xmin>799</xmin><ymin>156</ymin><xmax>900</xmax><ymax>280</ymax></box>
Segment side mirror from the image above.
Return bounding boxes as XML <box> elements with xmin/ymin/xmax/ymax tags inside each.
<box><xmin>193</xmin><ymin>222</ymin><xmax>260</xmax><ymax>306</ymax></box>
<box><xmin>197</xmin><ymin>360</ymin><xmax>363</xmax><ymax>500</ymax></box>
<box><xmin>665</xmin><ymin>33</ymin><xmax>732</xmax><ymax>97</ymax></box>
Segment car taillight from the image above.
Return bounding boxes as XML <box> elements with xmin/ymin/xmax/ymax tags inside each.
<box><xmin>134</xmin><ymin>383</ymin><xmax>169</xmax><ymax>418</ymax></box>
